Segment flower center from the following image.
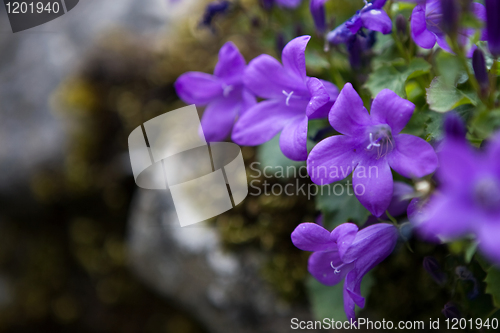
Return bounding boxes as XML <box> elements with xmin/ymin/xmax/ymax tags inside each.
<box><xmin>365</xmin><ymin>125</ymin><xmax>394</xmax><ymax>159</ymax></box>
<box><xmin>330</xmin><ymin>261</ymin><xmax>347</xmax><ymax>274</ymax></box>
<box><xmin>282</xmin><ymin>90</ymin><xmax>294</xmax><ymax>106</ymax></box>
<box><xmin>222</xmin><ymin>84</ymin><xmax>234</xmax><ymax>97</ymax></box>
<box><xmin>474</xmin><ymin>177</ymin><xmax>500</xmax><ymax>212</ymax></box>
<box><xmin>425</xmin><ymin>3</ymin><xmax>443</xmax><ymax>34</ymax></box>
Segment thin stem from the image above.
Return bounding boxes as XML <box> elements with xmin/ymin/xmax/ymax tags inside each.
<box><xmin>489</xmin><ymin>58</ymin><xmax>498</xmax><ymax>109</ymax></box>
<box><xmin>450</xmin><ymin>38</ymin><xmax>480</xmax><ymax>94</ymax></box>
<box><xmin>393</xmin><ymin>33</ymin><xmax>411</xmax><ymax>64</ymax></box>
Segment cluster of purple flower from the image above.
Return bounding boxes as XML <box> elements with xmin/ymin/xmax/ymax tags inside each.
<box><xmin>175</xmin><ymin>0</ymin><xmax>500</xmax><ymax>322</ymax></box>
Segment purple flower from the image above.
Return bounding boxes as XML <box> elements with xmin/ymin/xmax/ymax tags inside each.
<box><xmin>485</xmin><ymin>0</ymin><xmax>500</xmax><ymax>57</ymax></box>
<box><xmin>365</xmin><ymin>181</ymin><xmax>414</xmax><ymax>226</ymax></box>
<box><xmin>291</xmin><ymin>222</ymin><xmax>398</xmax><ymax>321</ymax></box>
<box><xmin>326</xmin><ymin>0</ymin><xmax>391</xmax><ymax>45</ymax></box>
<box><xmin>175</xmin><ymin>42</ymin><xmax>256</xmax><ymax>142</ymax></box>
<box><xmin>417</xmin><ymin>116</ymin><xmax>500</xmax><ymax>264</ymax></box>
<box><xmin>308</xmin><ymin>83</ymin><xmax>438</xmax><ymax>217</ymax></box>
<box><xmin>410</xmin><ymin>0</ymin><xmax>486</xmax><ymax>56</ymax></box>
<box><xmin>232</xmin><ymin>36</ymin><xmax>338</xmax><ymax>161</ymax></box>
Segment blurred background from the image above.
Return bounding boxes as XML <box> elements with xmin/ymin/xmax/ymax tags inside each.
<box><xmin>0</xmin><ymin>0</ymin><xmax>459</xmax><ymax>332</ymax></box>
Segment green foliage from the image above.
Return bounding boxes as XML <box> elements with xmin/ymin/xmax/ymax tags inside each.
<box><xmin>426</xmin><ymin>76</ymin><xmax>477</xmax><ymax>112</ymax></box>
<box><xmin>365</xmin><ymin>58</ymin><xmax>431</xmax><ymax>98</ymax></box>
<box><xmin>315</xmin><ymin>180</ymin><xmax>371</xmax><ymax>230</ymax></box>
<box><xmin>306</xmin><ymin>272</ymin><xmax>374</xmax><ymax>321</ymax></box>
<box><xmin>424</xmin><ymin>104</ymin><xmax>475</xmax><ymax>141</ymax></box>
<box><xmin>485</xmin><ymin>266</ymin><xmax>500</xmax><ymax>309</ymax></box>
<box><xmin>256</xmin><ymin>135</ymin><xmax>305</xmax><ymax>180</ymax></box>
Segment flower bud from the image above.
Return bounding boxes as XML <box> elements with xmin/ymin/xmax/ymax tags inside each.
<box><xmin>396</xmin><ymin>14</ymin><xmax>407</xmax><ymax>37</ymax></box>
<box><xmin>310</xmin><ymin>0</ymin><xmax>327</xmax><ymax>33</ymax></box>
<box><xmin>423</xmin><ymin>256</ymin><xmax>447</xmax><ymax>285</ymax></box>
<box><xmin>440</xmin><ymin>0</ymin><xmax>459</xmax><ymax>36</ymax></box>
<box><xmin>472</xmin><ymin>48</ymin><xmax>489</xmax><ymax>91</ymax></box>
<box><xmin>442</xmin><ymin>302</ymin><xmax>461</xmax><ymax>319</ymax></box>
<box><xmin>276</xmin><ymin>33</ymin><xmax>286</xmax><ymax>58</ymax></box>
<box><xmin>200</xmin><ymin>1</ymin><xmax>231</xmax><ymax>29</ymax></box>
<box><xmin>444</xmin><ymin>112</ymin><xmax>467</xmax><ymax>140</ymax></box>
<box><xmin>260</xmin><ymin>0</ymin><xmax>274</xmax><ymax>10</ymax></box>
<box><xmin>486</xmin><ymin>0</ymin><xmax>500</xmax><ymax>57</ymax></box>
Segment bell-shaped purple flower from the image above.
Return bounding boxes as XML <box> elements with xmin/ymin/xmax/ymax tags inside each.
<box><xmin>175</xmin><ymin>42</ymin><xmax>256</xmax><ymax>142</ymax></box>
<box><xmin>232</xmin><ymin>36</ymin><xmax>338</xmax><ymax>161</ymax></box>
<box><xmin>410</xmin><ymin>0</ymin><xmax>486</xmax><ymax>56</ymax></box>
<box><xmin>327</xmin><ymin>0</ymin><xmax>391</xmax><ymax>45</ymax></box>
<box><xmin>485</xmin><ymin>0</ymin><xmax>500</xmax><ymax>57</ymax></box>
<box><xmin>417</xmin><ymin>115</ymin><xmax>500</xmax><ymax>265</ymax></box>
<box><xmin>307</xmin><ymin>83</ymin><xmax>438</xmax><ymax>217</ymax></box>
<box><xmin>292</xmin><ymin>222</ymin><xmax>398</xmax><ymax>321</ymax></box>
<box><xmin>364</xmin><ymin>181</ymin><xmax>413</xmax><ymax>227</ymax></box>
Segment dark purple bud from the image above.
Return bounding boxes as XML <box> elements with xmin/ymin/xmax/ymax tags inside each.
<box><xmin>486</xmin><ymin>0</ymin><xmax>500</xmax><ymax>57</ymax></box>
<box><xmin>440</xmin><ymin>0</ymin><xmax>459</xmax><ymax>36</ymax></box>
<box><xmin>200</xmin><ymin>1</ymin><xmax>231</xmax><ymax>29</ymax></box>
<box><xmin>455</xmin><ymin>266</ymin><xmax>479</xmax><ymax>299</ymax></box>
<box><xmin>472</xmin><ymin>49</ymin><xmax>489</xmax><ymax>91</ymax></box>
<box><xmin>423</xmin><ymin>257</ymin><xmax>447</xmax><ymax>285</ymax></box>
<box><xmin>310</xmin><ymin>0</ymin><xmax>327</xmax><ymax>33</ymax></box>
<box><xmin>315</xmin><ymin>214</ymin><xmax>323</xmax><ymax>226</ymax></box>
<box><xmin>276</xmin><ymin>33</ymin><xmax>286</xmax><ymax>59</ymax></box>
<box><xmin>396</xmin><ymin>14</ymin><xmax>407</xmax><ymax>36</ymax></box>
<box><xmin>260</xmin><ymin>0</ymin><xmax>274</xmax><ymax>10</ymax></box>
<box><xmin>442</xmin><ymin>302</ymin><xmax>461</xmax><ymax>319</ymax></box>
<box><xmin>347</xmin><ymin>36</ymin><xmax>363</xmax><ymax>69</ymax></box>
<box><xmin>443</xmin><ymin>112</ymin><xmax>467</xmax><ymax>140</ymax></box>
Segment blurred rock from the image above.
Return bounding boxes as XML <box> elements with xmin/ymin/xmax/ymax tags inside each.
<box><xmin>127</xmin><ymin>189</ymin><xmax>315</xmax><ymax>333</ymax></box>
<box><xmin>0</xmin><ymin>0</ymin><xmax>196</xmax><ymax>191</ymax></box>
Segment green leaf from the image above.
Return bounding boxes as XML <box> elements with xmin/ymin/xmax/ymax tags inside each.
<box><xmin>256</xmin><ymin>135</ymin><xmax>304</xmax><ymax>179</ymax></box>
<box><xmin>405</xmin><ymin>58</ymin><xmax>433</xmax><ymax>79</ymax></box>
<box><xmin>472</xmin><ymin>108</ymin><xmax>500</xmax><ymax>140</ymax></box>
<box><xmin>365</xmin><ymin>58</ymin><xmax>431</xmax><ymax>98</ymax></box>
<box><xmin>424</xmin><ymin>104</ymin><xmax>475</xmax><ymax>141</ymax></box>
<box><xmin>485</xmin><ymin>266</ymin><xmax>500</xmax><ymax>308</ymax></box>
<box><xmin>315</xmin><ymin>180</ymin><xmax>371</xmax><ymax>230</ymax></box>
<box><xmin>306</xmin><ymin>273</ymin><xmax>374</xmax><ymax>321</ymax></box>
<box><xmin>465</xmin><ymin>242</ymin><xmax>478</xmax><ymax>264</ymax></box>
<box><xmin>426</xmin><ymin>76</ymin><xmax>476</xmax><ymax>112</ymax></box>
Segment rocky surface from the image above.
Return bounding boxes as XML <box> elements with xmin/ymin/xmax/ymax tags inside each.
<box><xmin>127</xmin><ymin>188</ymin><xmax>316</xmax><ymax>333</ymax></box>
<box><xmin>0</xmin><ymin>0</ymin><xmax>196</xmax><ymax>191</ymax></box>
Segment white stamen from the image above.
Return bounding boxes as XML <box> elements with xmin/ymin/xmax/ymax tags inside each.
<box><xmin>366</xmin><ymin>133</ymin><xmax>381</xmax><ymax>150</ymax></box>
<box><xmin>223</xmin><ymin>84</ymin><xmax>234</xmax><ymax>97</ymax></box>
<box><xmin>282</xmin><ymin>90</ymin><xmax>294</xmax><ymax>106</ymax></box>
<box><xmin>330</xmin><ymin>261</ymin><xmax>345</xmax><ymax>274</ymax></box>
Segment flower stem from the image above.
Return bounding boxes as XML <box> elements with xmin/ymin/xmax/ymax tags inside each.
<box><xmin>489</xmin><ymin>58</ymin><xmax>498</xmax><ymax>109</ymax></box>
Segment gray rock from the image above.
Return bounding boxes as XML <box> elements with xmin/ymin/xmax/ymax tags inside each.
<box><xmin>127</xmin><ymin>189</ymin><xmax>315</xmax><ymax>333</ymax></box>
<box><xmin>0</xmin><ymin>0</ymin><xmax>192</xmax><ymax>191</ymax></box>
